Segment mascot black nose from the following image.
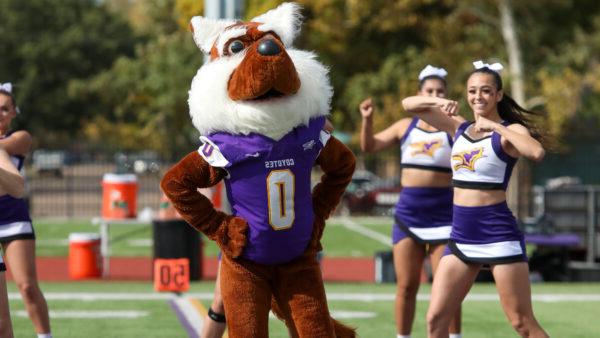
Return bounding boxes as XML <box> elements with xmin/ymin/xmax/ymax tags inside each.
<box><xmin>257</xmin><ymin>39</ymin><xmax>281</xmax><ymax>56</ymax></box>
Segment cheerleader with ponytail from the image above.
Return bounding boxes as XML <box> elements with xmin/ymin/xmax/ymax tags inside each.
<box><xmin>402</xmin><ymin>61</ymin><xmax>548</xmax><ymax>338</ymax></box>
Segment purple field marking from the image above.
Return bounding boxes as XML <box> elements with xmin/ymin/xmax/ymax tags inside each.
<box><xmin>168</xmin><ymin>298</ymin><xmax>199</xmax><ymax>338</ymax></box>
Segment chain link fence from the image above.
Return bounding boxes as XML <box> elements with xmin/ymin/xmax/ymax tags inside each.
<box><xmin>24</xmin><ymin>148</ymin><xmax>404</xmax><ymax>219</ymax></box>
<box><xmin>26</xmin><ymin>150</ymin><xmax>172</xmax><ymax>218</ymax></box>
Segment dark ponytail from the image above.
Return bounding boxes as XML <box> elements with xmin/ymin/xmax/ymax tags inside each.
<box><xmin>471</xmin><ymin>68</ymin><xmax>544</xmax><ymax>142</ymax></box>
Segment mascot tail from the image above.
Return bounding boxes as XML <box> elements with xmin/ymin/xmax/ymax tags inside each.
<box><xmin>331</xmin><ymin>317</ymin><xmax>357</xmax><ymax>338</ymax></box>
<box><xmin>271</xmin><ymin>298</ymin><xmax>357</xmax><ymax>337</ymax></box>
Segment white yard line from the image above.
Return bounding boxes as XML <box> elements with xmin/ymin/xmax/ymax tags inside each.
<box><xmin>8</xmin><ymin>292</ymin><xmax>214</xmax><ymax>301</ymax></box>
<box><xmin>128</xmin><ymin>239</ymin><xmax>153</xmax><ymax>247</ymax></box>
<box><xmin>330</xmin><ymin>310</ymin><xmax>377</xmax><ymax>319</ymax></box>
<box><xmin>15</xmin><ymin>310</ymin><xmax>148</xmax><ymax>319</ymax></box>
<box><xmin>328</xmin><ymin>293</ymin><xmax>600</xmax><ymax>302</ymax></box>
<box><xmin>268</xmin><ymin>310</ymin><xmax>376</xmax><ymax>319</ymax></box>
<box><xmin>338</xmin><ymin>217</ymin><xmax>392</xmax><ymax>247</ymax></box>
<box><xmin>9</xmin><ymin>292</ymin><xmax>600</xmax><ymax>303</ymax></box>
<box><xmin>330</xmin><ymin>216</ymin><xmax>392</xmax><ymax>226</ymax></box>
<box><xmin>171</xmin><ymin>296</ymin><xmax>204</xmax><ymax>335</ymax></box>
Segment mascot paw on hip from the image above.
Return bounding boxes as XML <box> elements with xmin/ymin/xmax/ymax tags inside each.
<box><xmin>161</xmin><ymin>2</ymin><xmax>356</xmax><ymax>337</ymax></box>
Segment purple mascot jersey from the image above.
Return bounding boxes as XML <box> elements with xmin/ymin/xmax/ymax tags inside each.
<box><xmin>199</xmin><ymin>116</ymin><xmax>328</xmax><ymax>265</ymax></box>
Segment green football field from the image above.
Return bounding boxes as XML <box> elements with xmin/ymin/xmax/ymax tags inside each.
<box><xmin>31</xmin><ymin>216</ymin><xmax>395</xmax><ymax>258</ymax></box>
<box><xmin>8</xmin><ymin>217</ymin><xmax>599</xmax><ymax>337</ymax></box>
<box><xmin>7</xmin><ymin>281</ymin><xmax>600</xmax><ymax>337</ymax></box>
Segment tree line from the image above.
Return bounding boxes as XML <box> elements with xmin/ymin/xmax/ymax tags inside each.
<box><xmin>2</xmin><ymin>0</ymin><xmax>600</xmax><ymax>158</ymax></box>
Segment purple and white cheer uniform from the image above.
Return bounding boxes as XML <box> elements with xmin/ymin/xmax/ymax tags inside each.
<box><xmin>199</xmin><ymin>117</ymin><xmax>329</xmax><ymax>265</ymax></box>
<box><xmin>0</xmin><ymin>132</ymin><xmax>34</xmax><ymax>243</ymax></box>
<box><xmin>393</xmin><ymin>118</ymin><xmax>453</xmax><ymax>244</ymax></box>
<box><xmin>447</xmin><ymin>121</ymin><xmax>526</xmax><ymax>264</ymax></box>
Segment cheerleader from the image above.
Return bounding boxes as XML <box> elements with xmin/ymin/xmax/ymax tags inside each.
<box><xmin>402</xmin><ymin>61</ymin><xmax>548</xmax><ymax>338</ymax></box>
<box><xmin>360</xmin><ymin>65</ymin><xmax>463</xmax><ymax>338</ymax></box>
<box><xmin>0</xmin><ymin>83</ymin><xmax>51</xmax><ymax>338</ymax></box>
<box><xmin>0</xmin><ymin>147</ymin><xmax>21</xmax><ymax>338</ymax></box>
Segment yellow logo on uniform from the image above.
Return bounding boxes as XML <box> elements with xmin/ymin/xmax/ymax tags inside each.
<box><xmin>452</xmin><ymin>147</ymin><xmax>485</xmax><ymax>171</ymax></box>
<box><xmin>410</xmin><ymin>139</ymin><xmax>442</xmax><ymax>157</ymax></box>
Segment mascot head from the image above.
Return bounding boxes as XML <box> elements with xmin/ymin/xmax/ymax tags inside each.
<box><xmin>188</xmin><ymin>2</ymin><xmax>333</xmax><ymax>140</ymax></box>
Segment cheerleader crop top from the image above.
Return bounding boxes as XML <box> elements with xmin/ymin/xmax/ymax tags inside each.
<box><xmin>451</xmin><ymin>121</ymin><xmax>517</xmax><ymax>190</ymax></box>
<box><xmin>400</xmin><ymin>118</ymin><xmax>453</xmax><ymax>173</ymax></box>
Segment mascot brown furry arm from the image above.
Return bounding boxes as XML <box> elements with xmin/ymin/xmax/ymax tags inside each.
<box><xmin>161</xmin><ymin>2</ymin><xmax>357</xmax><ymax>337</ymax></box>
<box><xmin>310</xmin><ymin>137</ymin><xmax>357</xmax><ymax>248</ymax></box>
<box><xmin>160</xmin><ymin>152</ymin><xmax>248</xmax><ymax>258</ymax></box>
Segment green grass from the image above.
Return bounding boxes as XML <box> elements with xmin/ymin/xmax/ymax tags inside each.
<box><xmin>7</xmin><ymin>281</ymin><xmax>600</xmax><ymax>337</ymax></box>
<box><xmin>31</xmin><ymin>217</ymin><xmax>393</xmax><ymax>258</ymax></box>
<box><xmin>24</xmin><ymin>217</ymin><xmax>600</xmax><ymax>337</ymax></box>
<box><xmin>8</xmin><ymin>281</ymin><xmax>175</xmax><ymax>338</ymax></box>
<box><xmin>321</xmin><ymin>223</ymin><xmax>391</xmax><ymax>257</ymax></box>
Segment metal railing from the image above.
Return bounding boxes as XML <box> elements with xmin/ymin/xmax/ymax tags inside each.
<box><xmin>532</xmin><ymin>185</ymin><xmax>600</xmax><ymax>264</ymax></box>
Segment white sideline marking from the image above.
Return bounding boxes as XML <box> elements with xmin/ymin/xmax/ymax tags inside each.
<box><xmin>15</xmin><ymin>310</ymin><xmax>148</xmax><ymax>319</ymax></box>
<box><xmin>9</xmin><ymin>292</ymin><xmax>600</xmax><ymax>303</ymax></box>
<box><xmin>330</xmin><ymin>310</ymin><xmax>377</xmax><ymax>319</ymax></box>
<box><xmin>327</xmin><ymin>293</ymin><xmax>600</xmax><ymax>303</ymax></box>
<box><xmin>338</xmin><ymin>217</ymin><xmax>392</xmax><ymax>247</ymax></box>
<box><xmin>128</xmin><ymin>239</ymin><xmax>153</xmax><ymax>247</ymax></box>
<box><xmin>8</xmin><ymin>292</ymin><xmax>214</xmax><ymax>301</ymax></box>
<box><xmin>36</xmin><ymin>238</ymin><xmax>154</xmax><ymax>247</ymax></box>
<box><xmin>330</xmin><ymin>216</ymin><xmax>391</xmax><ymax>226</ymax></box>
<box><xmin>268</xmin><ymin>310</ymin><xmax>376</xmax><ymax>320</ymax></box>
<box><xmin>172</xmin><ymin>296</ymin><xmax>203</xmax><ymax>334</ymax></box>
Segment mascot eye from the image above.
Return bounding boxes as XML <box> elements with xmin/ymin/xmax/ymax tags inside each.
<box><xmin>227</xmin><ymin>40</ymin><xmax>245</xmax><ymax>54</ymax></box>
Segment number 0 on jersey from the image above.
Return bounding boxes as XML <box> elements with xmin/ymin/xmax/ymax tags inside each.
<box><xmin>267</xmin><ymin>169</ymin><xmax>295</xmax><ymax>230</ymax></box>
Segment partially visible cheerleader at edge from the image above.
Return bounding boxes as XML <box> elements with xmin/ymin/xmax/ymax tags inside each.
<box><xmin>0</xmin><ymin>83</ymin><xmax>52</xmax><ymax>338</ymax></box>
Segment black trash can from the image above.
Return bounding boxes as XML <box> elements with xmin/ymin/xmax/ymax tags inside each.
<box><xmin>374</xmin><ymin>250</ymin><xmax>396</xmax><ymax>283</ymax></box>
<box><xmin>152</xmin><ymin>219</ymin><xmax>202</xmax><ymax>280</ymax></box>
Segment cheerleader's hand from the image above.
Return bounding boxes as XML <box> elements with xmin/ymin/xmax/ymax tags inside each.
<box><xmin>474</xmin><ymin>116</ymin><xmax>500</xmax><ymax>133</ymax></box>
<box><xmin>359</xmin><ymin>98</ymin><xmax>374</xmax><ymax>118</ymax></box>
<box><xmin>439</xmin><ymin>99</ymin><xmax>459</xmax><ymax>117</ymax></box>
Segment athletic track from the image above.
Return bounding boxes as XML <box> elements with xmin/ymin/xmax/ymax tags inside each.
<box><xmin>4</xmin><ymin>256</ymin><xmax>377</xmax><ymax>282</ymax></box>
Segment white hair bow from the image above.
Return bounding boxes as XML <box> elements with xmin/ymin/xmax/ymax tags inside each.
<box><xmin>0</xmin><ymin>83</ymin><xmax>12</xmax><ymax>93</ymax></box>
<box><xmin>473</xmin><ymin>60</ymin><xmax>503</xmax><ymax>73</ymax></box>
<box><xmin>418</xmin><ymin>65</ymin><xmax>448</xmax><ymax>81</ymax></box>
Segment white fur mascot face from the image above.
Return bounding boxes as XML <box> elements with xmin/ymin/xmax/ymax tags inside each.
<box><xmin>188</xmin><ymin>2</ymin><xmax>333</xmax><ymax>141</ymax></box>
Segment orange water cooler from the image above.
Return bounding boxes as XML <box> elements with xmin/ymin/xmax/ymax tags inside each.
<box><xmin>102</xmin><ymin>173</ymin><xmax>137</xmax><ymax>219</ymax></box>
<box><xmin>68</xmin><ymin>233</ymin><xmax>102</xmax><ymax>279</ymax></box>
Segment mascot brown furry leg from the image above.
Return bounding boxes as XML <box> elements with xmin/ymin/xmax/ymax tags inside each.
<box><xmin>162</xmin><ymin>3</ymin><xmax>356</xmax><ymax>337</ymax></box>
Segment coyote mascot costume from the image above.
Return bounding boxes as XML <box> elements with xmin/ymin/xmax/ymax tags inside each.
<box><xmin>161</xmin><ymin>3</ymin><xmax>356</xmax><ymax>337</ymax></box>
